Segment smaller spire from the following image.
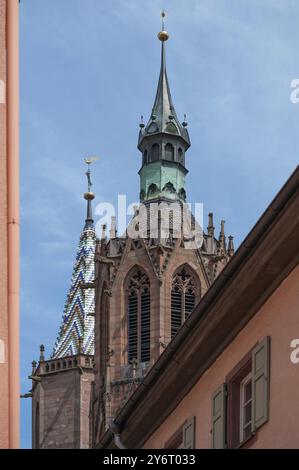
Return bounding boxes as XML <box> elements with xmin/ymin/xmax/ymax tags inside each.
<box><xmin>110</xmin><ymin>216</ymin><xmax>117</xmax><ymax>238</ymax></box>
<box><xmin>101</xmin><ymin>224</ymin><xmax>107</xmax><ymax>240</ymax></box>
<box><xmin>31</xmin><ymin>360</ymin><xmax>37</xmax><ymax>375</ymax></box>
<box><xmin>39</xmin><ymin>344</ymin><xmax>45</xmax><ymax>362</ymax></box>
<box><xmin>78</xmin><ymin>336</ymin><xmax>83</xmax><ymax>354</ymax></box>
<box><xmin>220</xmin><ymin>220</ymin><xmax>225</xmax><ymax>237</ymax></box>
<box><xmin>95</xmin><ymin>237</ymin><xmax>101</xmax><ymax>253</ymax></box>
<box><xmin>139</xmin><ymin>115</ymin><xmax>145</xmax><ymax>129</ymax></box>
<box><xmin>227</xmin><ymin>235</ymin><xmax>235</xmax><ymax>257</ymax></box>
<box><xmin>219</xmin><ymin>220</ymin><xmax>227</xmax><ymax>253</ymax></box>
<box><xmin>207</xmin><ymin>212</ymin><xmax>215</xmax><ymax>236</ymax></box>
<box><xmin>182</xmin><ymin>113</ymin><xmax>188</xmax><ymax>127</ymax></box>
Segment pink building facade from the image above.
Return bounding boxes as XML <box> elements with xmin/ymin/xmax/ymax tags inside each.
<box><xmin>145</xmin><ymin>264</ymin><xmax>299</xmax><ymax>449</ymax></box>
<box><xmin>0</xmin><ymin>0</ymin><xmax>20</xmax><ymax>449</ymax></box>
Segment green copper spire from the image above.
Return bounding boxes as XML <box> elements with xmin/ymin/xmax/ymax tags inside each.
<box><xmin>138</xmin><ymin>13</ymin><xmax>190</xmax><ymax>203</ymax></box>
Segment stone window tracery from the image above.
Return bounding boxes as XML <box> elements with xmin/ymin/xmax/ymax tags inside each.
<box><xmin>127</xmin><ymin>269</ymin><xmax>150</xmax><ymax>363</ymax></box>
<box><xmin>171</xmin><ymin>266</ymin><xmax>197</xmax><ymax>338</ymax></box>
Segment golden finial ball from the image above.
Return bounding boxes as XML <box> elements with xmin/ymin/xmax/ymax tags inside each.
<box><xmin>84</xmin><ymin>191</ymin><xmax>95</xmax><ymax>200</ymax></box>
<box><xmin>158</xmin><ymin>30</ymin><xmax>169</xmax><ymax>41</ymax></box>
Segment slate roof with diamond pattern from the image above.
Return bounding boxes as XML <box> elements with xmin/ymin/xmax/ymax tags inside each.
<box><xmin>52</xmin><ymin>221</ymin><xmax>96</xmax><ymax>358</ymax></box>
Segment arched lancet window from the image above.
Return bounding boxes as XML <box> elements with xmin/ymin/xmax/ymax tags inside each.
<box><xmin>151</xmin><ymin>143</ymin><xmax>159</xmax><ymax>162</ymax></box>
<box><xmin>127</xmin><ymin>268</ymin><xmax>150</xmax><ymax>363</ymax></box>
<box><xmin>171</xmin><ymin>266</ymin><xmax>198</xmax><ymax>338</ymax></box>
<box><xmin>165</xmin><ymin>143</ymin><xmax>174</xmax><ymax>161</ymax></box>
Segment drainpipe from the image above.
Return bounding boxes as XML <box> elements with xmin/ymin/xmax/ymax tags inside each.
<box><xmin>7</xmin><ymin>0</ymin><xmax>20</xmax><ymax>449</ymax></box>
<box><xmin>112</xmin><ymin>422</ymin><xmax>127</xmax><ymax>449</ymax></box>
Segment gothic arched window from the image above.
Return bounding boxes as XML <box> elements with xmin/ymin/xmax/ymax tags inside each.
<box><xmin>151</xmin><ymin>143</ymin><xmax>159</xmax><ymax>162</ymax></box>
<box><xmin>127</xmin><ymin>268</ymin><xmax>150</xmax><ymax>363</ymax></box>
<box><xmin>171</xmin><ymin>266</ymin><xmax>198</xmax><ymax>338</ymax></box>
<box><xmin>165</xmin><ymin>143</ymin><xmax>174</xmax><ymax>161</ymax></box>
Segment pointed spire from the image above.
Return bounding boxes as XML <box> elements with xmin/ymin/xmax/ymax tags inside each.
<box><xmin>110</xmin><ymin>216</ymin><xmax>116</xmax><ymax>238</ymax></box>
<box><xmin>137</xmin><ymin>13</ymin><xmax>191</xmax><ymax>203</ymax></box>
<box><xmin>31</xmin><ymin>360</ymin><xmax>37</xmax><ymax>375</ymax></box>
<box><xmin>139</xmin><ymin>115</ymin><xmax>145</xmax><ymax>129</ymax></box>
<box><xmin>220</xmin><ymin>220</ymin><xmax>225</xmax><ymax>237</ymax></box>
<box><xmin>101</xmin><ymin>223</ymin><xmax>107</xmax><ymax>240</ymax></box>
<box><xmin>219</xmin><ymin>220</ymin><xmax>227</xmax><ymax>253</ymax></box>
<box><xmin>39</xmin><ymin>344</ymin><xmax>45</xmax><ymax>362</ymax></box>
<box><xmin>227</xmin><ymin>235</ymin><xmax>235</xmax><ymax>257</ymax></box>
<box><xmin>138</xmin><ymin>12</ymin><xmax>190</xmax><ymax>148</ymax></box>
<box><xmin>207</xmin><ymin>212</ymin><xmax>215</xmax><ymax>237</ymax></box>
<box><xmin>51</xmin><ymin>162</ymin><xmax>97</xmax><ymax>359</ymax></box>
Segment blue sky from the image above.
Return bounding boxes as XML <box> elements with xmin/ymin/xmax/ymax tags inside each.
<box><xmin>20</xmin><ymin>0</ymin><xmax>299</xmax><ymax>448</ymax></box>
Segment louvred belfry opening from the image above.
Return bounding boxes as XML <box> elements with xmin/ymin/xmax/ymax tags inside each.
<box><xmin>127</xmin><ymin>269</ymin><xmax>151</xmax><ymax>363</ymax></box>
<box><xmin>171</xmin><ymin>267</ymin><xmax>198</xmax><ymax>338</ymax></box>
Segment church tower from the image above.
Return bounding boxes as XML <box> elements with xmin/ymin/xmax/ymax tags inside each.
<box><xmin>91</xmin><ymin>15</ymin><xmax>234</xmax><ymax>446</ymax></box>
<box><xmin>30</xmin><ymin>165</ymin><xmax>97</xmax><ymax>449</ymax></box>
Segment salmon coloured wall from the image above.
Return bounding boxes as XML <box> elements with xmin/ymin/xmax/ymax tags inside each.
<box><xmin>144</xmin><ymin>264</ymin><xmax>299</xmax><ymax>449</ymax></box>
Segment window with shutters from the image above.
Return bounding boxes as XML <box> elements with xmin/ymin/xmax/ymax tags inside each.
<box><xmin>225</xmin><ymin>349</ymin><xmax>253</xmax><ymax>448</ymax></box>
<box><xmin>171</xmin><ymin>266</ymin><xmax>198</xmax><ymax>338</ymax></box>
<box><xmin>127</xmin><ymin>268</ymin><xmax>151</xmax><ymax>364</ymax></box>
<box><xmin>164</xmin><ymin>424</ymin><xmax>184</xmax><ymax>449</ymax></box>
<box><xmin>212</xmin><ymin>337</ymin><xmax>270</xmax><ymax>449</ymax></box>
<box><xmin>164</xmin><ymin>417</ymin><xmax>196</xmax><ymax>449</ymax></box>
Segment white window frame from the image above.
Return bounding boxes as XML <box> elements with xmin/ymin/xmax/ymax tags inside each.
<box><xmin>239</xmin><ymin>372</ymin><xmax>253</xmax><ymax>443</ymax></box>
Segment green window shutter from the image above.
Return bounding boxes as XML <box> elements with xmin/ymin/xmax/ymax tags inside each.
<box><xmin>251</xmin><ymin>336</ymin><xmax>270</xmax><ymax>432</ymax></box>
<box><xmin>182</xmin><ymin>417</ymin><xmax>196</xmax><ymax>449</ymax></box>
<box><xmin>211</xmin><ymin>383</ymin><xmax>227</xmax><ymax>449</ymax></box>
